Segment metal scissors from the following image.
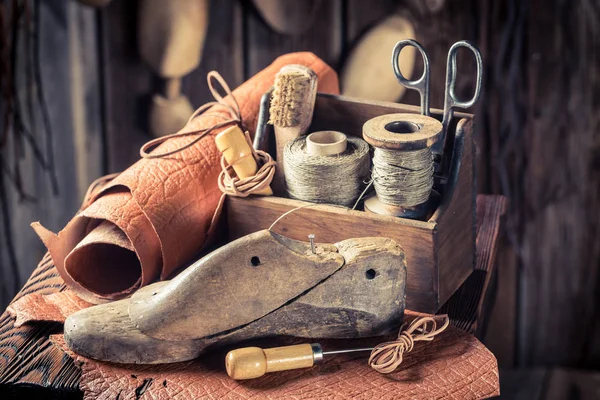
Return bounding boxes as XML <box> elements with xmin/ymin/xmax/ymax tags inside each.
<box><xmin>391</xmin><ymin>39</ymin><xmax>483</xmax><ymax>159</ymax></box>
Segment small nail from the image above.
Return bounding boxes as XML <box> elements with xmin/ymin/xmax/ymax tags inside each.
<box><xmin>308</xmin><ymin>234</ymin><xmax>316</xmax><ymax>254</ymax></box>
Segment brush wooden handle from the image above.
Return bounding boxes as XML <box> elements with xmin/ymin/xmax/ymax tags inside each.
<box><xmin>273</xmin><ymin>127</ymin><xmax>299</xmax><ymax>195</ymax></box>
<box><xmin>226</xmin><ymin>344</ymin><xmax>315</xmax><ymax>380</ymax></box>
<box><xmin>215</xmin><ymin>126</ymin><xmax>272</xmax><ymax>195</ymax></box>
<box><xmin>275</xmin><ymin>126</ymin><xmax>303</xmax><ymax>165</ymax></box>
<box><xmin>271</xmin><ymin>65</ymin><xmax>318</xmax><ymax>195</ymax></box>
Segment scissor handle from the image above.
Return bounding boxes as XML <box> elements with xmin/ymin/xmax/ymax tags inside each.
<box><xmin>432</xmin><ymin>40</ymin><xmax>482</xmax><ymax>161</ymax></box>
<box><xmin>391</xmin><ymin>39</ymin><xmax>430</xmax><ymax>116</ymax></box>
<box><xmin>441</xmin><ymin>41</ymin><xmax>483</xmax><ymax>130</ymax></box>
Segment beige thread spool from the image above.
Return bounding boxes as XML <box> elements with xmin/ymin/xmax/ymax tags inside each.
<box><xmin>306</xmin><ymin>131</ymin><xmax>347</xmax><ymax>156</ymax></box>
<box><xmin>283</xmin><ymin>132</ymin><xmax>370</xmax><ymax>207</ymax></box>
<box><xmin>362</xmin><ymin>113</ymin><xmax>442</xmax><ymax>219</ymax></box>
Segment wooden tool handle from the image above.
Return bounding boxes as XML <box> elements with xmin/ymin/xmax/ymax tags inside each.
<box><xmin>215</xmin><ymin>125</ymin><xmax>272</xmax><ymax>195</ymax></box>
<box><xmin>225</xmin><ymin>343</ymin><xmax>315</xmax><ymax>380</ymax></box>
<box><xmin>273</xmin><ymin>126</ymin><xmax>301</xmax><ymax>195</ymax></box>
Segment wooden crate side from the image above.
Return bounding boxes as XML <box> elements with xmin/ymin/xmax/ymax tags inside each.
<box><xmin>435</xmin><ymin>118</ymin><xmax>476</xmax><ymax>307</ymax></box>
<box><xmin>310</xmin><ymin>93</ymin><xmax>472</xmax><ymax>139</ymax></box>
<box><xmin>227</xmin><ymin>196</ymin><xmax>438</xmax><ymax>312</ymax></box>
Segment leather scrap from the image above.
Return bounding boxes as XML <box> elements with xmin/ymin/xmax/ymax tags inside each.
<box><xmin>10</xmin><ymin>290</ymin><xmax>499</xmax><ymax>399</ymax></box>
<box><xmin>7</xmin><ymin>291</ymin><xmax>91</xmax><ymax>327</ymax></box>
<box><xmin>7</xmin><ymin>260</ymin><xmax>498</xmax><ymax>398</ymax></box>
<box><xmin>48</xmin><ymin>311</ymin><xmax>499</xmax><ymax>400</ymax></box>
<box><xmin>31</xmin><ymin>52</ymin><xmax>340</xmax><ymax>304</ymax></box>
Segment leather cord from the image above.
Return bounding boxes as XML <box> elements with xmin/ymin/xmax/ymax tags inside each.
<box><xmin>217</xmin><ymin>130</ymin><xmax>276</xmax><ymax>197</ymax></box>
<box><xmin>81</xmin><ymin>71</ymin><xmax>249</xmax><ymax>206</ymax></box>
<box><xmin>369</xmin><ymin>315</ymin><xmax>450</xmax><ymax>374</ymax></box>
<box><xmin>80</xmin><ymin>70</ymin><xmax>273</xmax><ymax>211</ymax></box>
<box><xmin>139</xmin><ymin>71</ymin><xmax>242</xmax><ymax>159</ymax></box>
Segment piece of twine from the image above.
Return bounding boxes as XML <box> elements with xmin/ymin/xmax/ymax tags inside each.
<box><xmin>139</xmin><ymin>71</ymin><xmax>242</xmax><ymax>159</ymax></box>
<box><xmin>217</xmin><ymin>130</ymin><xmax>276</xmax><ymax>197</ymax></box>
<box><xmin>372</xmin><ymin>147</ymin><xmax>434</xmax><ymax>207</ymax></box>
<box><xmin>283</xmin><ymin>136</ymin><xmax>371</xmax><ymax>207</ymax></box>
<box><xmin>369</xmin><ymin>314</ymin><xmax>450</xmax><ymax>374</ymax></box>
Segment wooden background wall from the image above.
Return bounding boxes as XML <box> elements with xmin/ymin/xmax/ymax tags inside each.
<box><xmin>1</xmin><ymin>0</ymin><xmax>598</xmax><ymax>370</ymax></box>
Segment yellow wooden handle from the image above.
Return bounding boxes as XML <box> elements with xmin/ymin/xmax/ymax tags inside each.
<box><xmin>215</xmin><ymin>125</ymin><xmax>273</xmax><ymax>195</ymax></box>
<box><xmin>225</xmin><ymin>343</ymin><xmax>315</xmax><ymax>380</ymax></box>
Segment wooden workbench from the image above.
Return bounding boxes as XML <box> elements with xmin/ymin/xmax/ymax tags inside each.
<box><xmin>0</xmin><ymin>195</ymin><xmax>506</xmax><ymax>399</ymax></box>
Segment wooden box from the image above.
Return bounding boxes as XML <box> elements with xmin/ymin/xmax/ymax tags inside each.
<box><xmin>226</xmin><ymin>93</ymin><xmax>475</xmax><ymax>313</ymax></box>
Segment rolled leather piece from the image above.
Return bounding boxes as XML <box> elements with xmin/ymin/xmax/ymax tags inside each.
<box><xmin>31</xmin><ymin>52</ymin><xmax>340</xmax><ymax>303</ymax></box>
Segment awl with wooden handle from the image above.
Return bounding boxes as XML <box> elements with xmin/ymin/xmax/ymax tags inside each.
<box><xmin>225</xmin><ymin>343</ymin><xmax>373</xmax><ymax>380</ymax></box>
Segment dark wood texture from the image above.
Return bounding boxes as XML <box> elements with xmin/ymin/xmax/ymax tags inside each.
<box><xmin>440</xmin><ymin>195</ymin><xmax>507</xmax><ymax>334</ymax></box>
<box><xmin>245</xmin><ymin>0</ymin><xmax>343</xmax><ymax>77</ymax></box>
<box><xmin>498</xmin><ymin>369</ymin><xmax>548</xmax><ymax>400</ymax></box>
<box><xmin>498</xmin><ymin>368</ymin><xmax>600</xmax><ymax>400</ymax></box>
<box><xmin>516</xmin><ymin>0</ymin><xmax>600</xmax><ymax>367</ymax></box>
<box><xmin>0</xmin><ymin>0</ymin><xmax>103</xmax><ymax>310</ymax></box>
<box><xmin>484</xmin><ymin>238</ymin><xmax>517</xmax><ymax>366</ymax></box>
<box><xmin>227</xmin><ymin>93</ymin><xmax>475</xmax><ymax>313</ymax></box>
<box><xmin>100</xmin><ymin>0</ymin><xmax>244</xmax><ymax>173</ymax></box>
<box><xmin>434</xmin><ymin>117</ymin><xmax>476</xmax><ymax>306</ymax></box>
<box><xmin>0</xmin><ymin>195</ymin><xmax>506</xmax><ymax>398</ymax></box>
<box><xmin>345</xmin><ymin>0</ymin><xmax>396</xmax><ymax>43</ymax></box>
<box><xmin>475</xmin><ymin>0</ymin><xmax>600</xmax><ymax>368</ymax></box>
<box><xmin>0</xmin><ymin>255</ymin><xmax>79</xmax><ymax>395</ymax></box>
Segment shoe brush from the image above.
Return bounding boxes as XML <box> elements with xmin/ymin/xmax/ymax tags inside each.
<box><xmin>269</xmin><ymin>64</ymin><xmax>318</xmax><ymax>194</ymax></box>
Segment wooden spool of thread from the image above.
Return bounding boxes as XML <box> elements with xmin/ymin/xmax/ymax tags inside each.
<box><xmin>305</xmin><ymin>130</ymin><xmax>348</xmax><ymax>156</ymax></box>
<box><xmin>362</xmin><ymin>113</ymin><xmax>442</xmax><ymax>219</ymax></box>
<box><xmin>283</xmin><ymin>131</ymin><xmax>370</xmax><ymax>207</ymax></box>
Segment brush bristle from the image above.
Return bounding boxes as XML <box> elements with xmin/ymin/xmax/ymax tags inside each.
<box><xmin>269</xmin><ymin>72</ymin><xmax>312</xmax><ymax>128</ymax></box>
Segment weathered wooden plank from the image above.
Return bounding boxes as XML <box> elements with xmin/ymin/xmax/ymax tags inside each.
<box><xmin>440</xmin><ymin>194</ymin><xmax>507</xmax><ymax>334</ymax></box>
<box><xmin>345</xmin><ymin>0</ymin><xmax>396</xmax><ymax>42</ymax></box>
<box><xmin>544</xmin><ymin>369</ymin><xmax>600</xmax><ymax>400</ymax></box>
<box><xmin>518</xmin><ymin>0</ymin><xmax>600</xmax><ymax>366</ymax></box>
<box><xmin>245</xmin><ymin>0</ymin><xmax>343</xmax><ymax>78</ymax></box>
<box><xmin>498</xmin><ymin>368</ymin><xmax>548</xmax><ymax>400</ymax></box>
<box><xmin>99</xmin><ymin>0</ymin><xmax>153</xmax><ymax>173</ymax></box>
<box><xmin>67</xmin><ymin>1</ymin><xmax>105</xmax><ymax>200</ymax></box>
<box><xmin>180</xmin><ymin>0</ymin><xmax>244</xmax><ymax>112</ymax></box>
<box><xmin>435</xmin><ymin>118</ymin><xmax>476</xmax><ymax>307</ymax></box>
<box><xmin>484</xmin><ymin>239</ymin><xmax>518</xmax><ymax>367</ymax></box>
<box><xmin>101</xmin><ymin>0</ymin><xmax>244</xmax><ymax>173</ymax></box>
<box><xmin>0</xmin><ymin>0</ymin><xmax>104</xmax><ymax>309</ymax></box>
<box><xmin>475</xmin><ymin>0</ymin><xmax>522</xmax><ymax>369</ymax></box>
<box><xmin>0</xmin><ymin>255</ymin><xmax>80</xmax><ymax>395</ymax></box>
